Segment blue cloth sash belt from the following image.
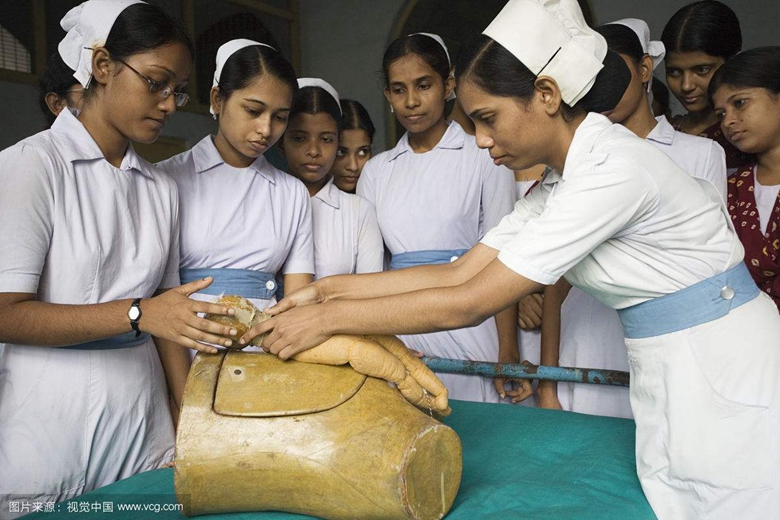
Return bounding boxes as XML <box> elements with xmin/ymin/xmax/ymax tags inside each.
<box><xmin>179</xmin><ymin>268</ymin><xmax>277</xmax><ymax>300</ymax></box>
<box><xmin>617</xmin><ymin>262</ymin><xmax>759</xmax><ymax>339</ymax></box>
<box><xmin>390</xmin><ymin>249</ymin><xmax>469</xmax><ymax>270</ymax></box>
<box><xmin>65</xmin><ymin>331</ymin><xmax>151</xmax><ymax>351</ymax></box>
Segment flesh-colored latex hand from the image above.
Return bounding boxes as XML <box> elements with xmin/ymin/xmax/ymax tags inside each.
<box><xmin>208</xmin><ymin>296</ymin><xmax>450</xmax><ymax>416</ymax></box>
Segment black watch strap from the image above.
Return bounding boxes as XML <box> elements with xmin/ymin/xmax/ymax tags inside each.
<box><xmin>129</xmin><ymin>298</ymin><xmax>143</xmax><ymax>337</ymax></box>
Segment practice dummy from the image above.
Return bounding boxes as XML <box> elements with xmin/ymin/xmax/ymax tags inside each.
<box><xmin>174</xmin><ymin>296</ymin><xmax>462</xmax><ymax>520</ymax></box>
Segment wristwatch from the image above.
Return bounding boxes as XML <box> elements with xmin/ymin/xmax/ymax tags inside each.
<box><xmin>128</xmin><ymin>298</ymin><xmax>143</xmax><ymax>337</ymax></box>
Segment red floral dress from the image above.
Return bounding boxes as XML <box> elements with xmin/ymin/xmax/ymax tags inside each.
<box><xmin>727</xmin><ymin>164</ymin><xmax>780</xmax><ymax>310</ymax></box>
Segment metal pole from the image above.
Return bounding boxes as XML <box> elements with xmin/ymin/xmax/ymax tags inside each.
<box><xmin>421</xmin><ymin>357</ymin><xmax>630</xmax><ymax>387</ymax></box>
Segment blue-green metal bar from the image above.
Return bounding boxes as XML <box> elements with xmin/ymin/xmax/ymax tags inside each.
<box><xmin>421</xmin><ymin>357</ymin><xmax>630</xmax><ymax>387</ymax></box>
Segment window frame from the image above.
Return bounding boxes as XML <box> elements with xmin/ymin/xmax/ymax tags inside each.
<box><xmin>0</xmin><ymin>0</ymin><xmax>301</xmax><ymax>116</ymax></box>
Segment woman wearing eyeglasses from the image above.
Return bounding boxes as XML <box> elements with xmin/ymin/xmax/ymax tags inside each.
<box><xmin>0</xmin><ymin>0</ymin><xmax>236</xmax><ymax>513</ymax></box>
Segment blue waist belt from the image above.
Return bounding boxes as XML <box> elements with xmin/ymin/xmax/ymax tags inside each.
<box><xmin>390</xmin><ymin>249</ymin><xmax>469</xmax><ymax>270</ymax></box>
<box><xmin>65</xmin><ymin>331</ymin><xmax>151</xmax><ymax>351</ymax></box>
<box><xmin>617</xmin><ymin>262</ymin><xmax>759</xmax><ymax>339</ymax></box>
<box><xmin>179</xmin><ymin>268</ymin><xmax>278</xmax><ymax>300</ymax></box>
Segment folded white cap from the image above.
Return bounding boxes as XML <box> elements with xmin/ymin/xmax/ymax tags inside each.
<box><xmin>59</xmin><ymin>0</ymin><xmax>144</xmax><ymax>88</ymax></box>
<box><xmin>297</xmin><ymin>78</ymin><xmax>341</xmax><ymax>115</ymax></box>
<box><xmin>608</xmin><ymin>18</ymin><xmax>665</xmax><ymax>70</ymax></box>
<box><xmin>211</xmin><ymin>38</ymin><xmax>277</xmax><ymax>115</ymax></box>
<box><xmin>483</xmin><ymin>0</ymin><xmax>606</xmax><ymax>106</ymax></box>
<box><xmin>411</xmin><ymin>32</ymin><xmax>456</xmax><ymax>101</ymax></box>
<box><xmin>606</xmin><ymin>18</ymin><xmax>665</xmax><ymax>93</ymax></box>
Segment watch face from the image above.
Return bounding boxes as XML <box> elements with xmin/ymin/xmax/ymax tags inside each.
<box><xmin>128</xmin><ymin>306</ymin><xmax>141</xmax><ymax>321</ymax></box>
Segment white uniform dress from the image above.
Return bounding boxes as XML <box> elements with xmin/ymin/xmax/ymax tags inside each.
<box><xmin>157</xmin><ymin>136</ymin><xmax>314</xmax><ymax>328</ymax></box>
<box><xmin>0</xmin><ymin>110</ymin><xmax>179</xmax><ymax>513</ymax></box>
<box><xmin>483</xmin><ymin>113</ymin><xmax>780</xmax><ymax>519</ymax></box>
<box><xmin>358</xmin><ymin>121</ymin><xmax>515</xmax><ymax>403</ymax></box>
<box><xmin>515</xmin><ymin>178</ymin><xmax>542</xmax><ymax>408</ymax></box>
<box><xmin>556</xmin><ymin>115</ymin><xmax>729</xmax><ymax>419</ymax></box>
<box><xmin>311</xmin><ymin>178</ymin><xmax>383</xmax><ymax>279</ymax></box>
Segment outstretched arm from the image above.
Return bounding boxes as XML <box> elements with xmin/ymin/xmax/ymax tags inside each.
<box><xmin>245</xmin><ymin>257</ymin><xmax>544</xmax><ymax>360</ymax></box>
<box><xmin>267</xmin><ymin>243</ymin><xmax>499</xmax><ymax>314</ymax></box>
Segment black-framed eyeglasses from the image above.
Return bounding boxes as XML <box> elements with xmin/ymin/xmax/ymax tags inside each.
<box><xmin>114</xmin><ymin>57</ymin><xmax>190</xmax><ymax>107</ymax></box>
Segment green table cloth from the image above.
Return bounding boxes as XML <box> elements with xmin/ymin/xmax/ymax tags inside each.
<box><xmin>23</xmin><ymin>400</ymin><xmax>655</xmax><ymax>519</ymax></box>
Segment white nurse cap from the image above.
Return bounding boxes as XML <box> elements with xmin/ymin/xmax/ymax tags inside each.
<box><xmin>297</xmin><ymin>78</ymin><xmax>342</xmax><ymax>115</ymax></box>
<box><xmin>608</xmin><ymin>18</ymin><xmax>665</xmax><ymax>70</ymax></box>
<box><xmin>605</xmin><ymin>18</ymin><xmax>665</xmax><ymax>93</ymax></box>
<box><xmin>59</xmin><ymin>0</ymin><xmax>144</xmax><ymax>88</ymax></box>
<box><xmin>410</xmin><ymin>32</ymin><xmax>456</xmax><ymax>101</ymax></box>
<box><xmin>211</xmin><ymin>38</ymin><xmax>277</xmax><ymax>115</ymax></box>
<box><xmin>411</xmin><ymin>33</ymin><xmax>451</xmax><ymax>67</ymax></box>
<box><xmin>482</xmin><ymin>0</ymin><xmax>607</xmax><ymax>106</ymax></box>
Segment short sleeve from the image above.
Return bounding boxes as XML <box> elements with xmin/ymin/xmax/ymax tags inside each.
<box><xmin>704</xmin><ymin>141</ymin><xmax>728</xmax><ymax>203</ymax></box>
<box><xmin>356</xmin><ymin>158</ymin><xmax>377</xmax><ymax>205</ymax></box>
<box><xmin>158</xmin><ymin>183</ymin><xmax>181</xmax><ymax>289</ymax></box>
<box><xmin>497</xmin><ymin>157</ymin><xmax>658</xmax><ymax>285</ymax></box>
<box><xmin>355</xmin><ymin>197</ymin><xmax>384</xmax><ymax>274</ymax></box>
<box><xmin>0</xmin><ymin>145</ymin><xmax>55</xmax><ymax>293</ymax></box>
<box><xmin>282</xmin><ymin>183</ymin><xmax>315</xmax><ymax>275</ymax></box>
<box><xmin>481</xmin><ymin>178</ymin><xmax>551</xmax><ymax>251</ymax></box>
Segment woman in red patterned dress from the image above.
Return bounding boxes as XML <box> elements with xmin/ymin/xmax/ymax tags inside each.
<box><xmin>662</xmin><ymin>1</ymin><xmax>753</xmax><ymax>172</ymax></box>
<box><xmin>710</xmin><ymin>46</ymin><xmax>780</xmax><ymax>311</ymax></box>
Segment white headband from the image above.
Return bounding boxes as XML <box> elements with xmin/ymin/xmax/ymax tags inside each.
<box><xmin>211</xmin><ymin>38</ymin><xmax>277</xmax><ymax>116</ymax></box>
<box><xmin>606</xmin><ymin>18</ymin><xmax>665</xmax><ymax>93</ymax></box>
<box><xmin>410</xmin><ymin>32</ymin><xmax>456</xmax><ymax>101</ymax></box>
<box><xmin>59</xmin><ymin>0</ymin><xmax>144</xmax><ymax>88</ymax></box>
<box><xmin>483</xmin><ymin>0</ymin><xmax>607</xmax><ymax>106</ymax></box>
<box><xmin>297</xmin><ymin>78</ymin><xmax>342</xmax><ymax>115</ymax></box>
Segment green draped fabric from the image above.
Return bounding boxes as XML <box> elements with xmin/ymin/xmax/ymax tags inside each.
<box><xmin>23</xmin><ymin>400</ymin><xmax>655</xmax><ymax>519</ymax></box>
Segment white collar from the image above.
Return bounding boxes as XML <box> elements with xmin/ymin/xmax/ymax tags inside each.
<box><xmin>191</xmin><ymin>136</ymin><xmax>276</xmax><ymax>184</ymax></box>
<box><xmin>388</xmin><ymin>122</ymin><xmax>466</xmax><ymax>162</ymax></box>
<box><xmin>313</xmin><ymin>177</ymin><xmax>340</xmax><ymax>209</ymax></box>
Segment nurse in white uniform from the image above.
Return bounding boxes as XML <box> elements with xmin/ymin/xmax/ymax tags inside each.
<box><xmin>156</xmin><ymin>40</ymin><xmax>314</xmax><ymax>401</ymax></box>
<box><xmin>247</xmin><ymin>1</ymin><xmax>780</xmax><ymax>518</ymax></box>
<box><xmin>0</xmin><ymin>1</ymin><xmax>235</xmax><ymax>514</ymax></box>
<box><xmin>357</xmin><ymin>33</ymin><xmax>521</xmax><ymax>404</ymax></box>
<box><xmin>539</xmin><ymin>19</ymin><xmax>729</xmax><ymax>419</ymax></box>
<box><xmin>278</xmin><ymin>78</ymin><xmax>383</xmax><ymax>279</ymax></box>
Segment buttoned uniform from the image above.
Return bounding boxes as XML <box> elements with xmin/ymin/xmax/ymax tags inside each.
<box><xmin>0</xmin><ymin>109</ymin><xmax>179</xmax><ymax>514</ymax></box>
<box><xmin>157</xmin><ymin>136</ymin><xmax>314</xmax><ymax>350</ymax></box>
<box><xmin>311</xmin><ymin>178</ymin><xmax>383</xmax><ymax>279</ymax></box>
<box><xmin>483</xmin><ymin>113</ymin><xmax>780</xmax><ymax>519</ymax></box>
<box><xmin>358</xmin><ymin>121</ymin><xmax>516</xmax><ymax>403</ymax></box>
<box><xmin>556</xmin><ymin>115</ymin><xmax>729</xmax><ymax>419</ymax></box>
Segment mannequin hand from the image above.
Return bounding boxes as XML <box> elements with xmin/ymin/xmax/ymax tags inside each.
<box><xmin>141</xmin><ymin>277</ymin><xmax>236</xmax><ymax>354</ymax></box>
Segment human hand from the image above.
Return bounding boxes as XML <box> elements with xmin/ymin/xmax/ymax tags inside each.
<box><xmin>536</xmin><ymin>380</ymin><xmax>563</xmax><ymax>410</ymax></box>
<box><xmin>239</xmin><ymin>303</ymin><xmax>333</xmax><ymax>359</ymax></box>
<box><xmin>265</xmin><ymin>281</ymin><xmax>329</xmax><ymax>316</ymax></box>
<box><xmin>141</xmin><ymin>277</ymin><xmax>236</xmax><ymax>354</ymax></box>
<box><xmin>517</xmin><ymin>293</ymin><xmax>543</xmax><ymax>329</ymax></box>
